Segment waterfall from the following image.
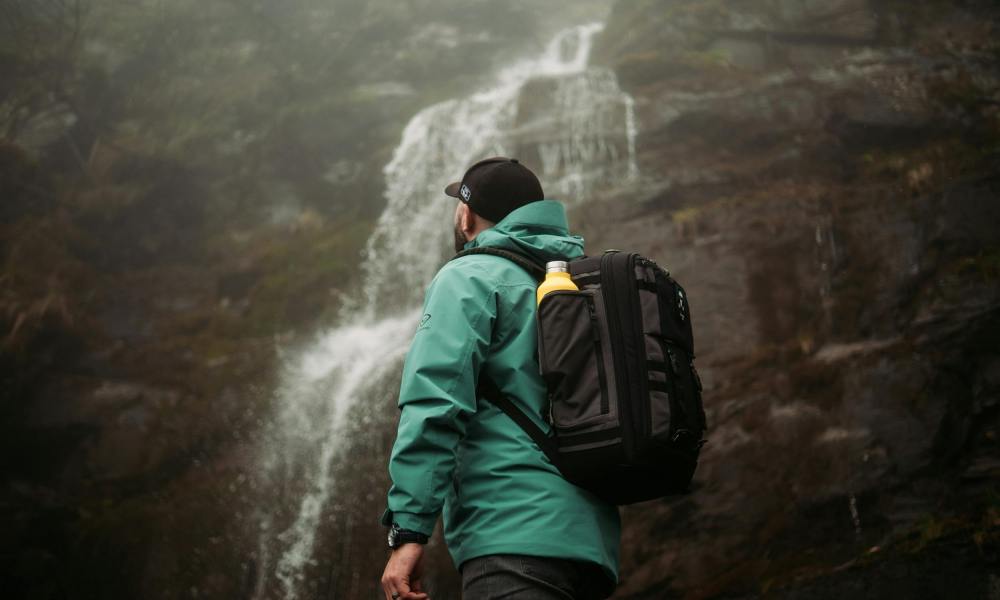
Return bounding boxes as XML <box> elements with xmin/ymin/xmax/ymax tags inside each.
<box><xmin>253</xmin><ymin>22</ymin><xmax>638</xmax><ymax>600</ymax></box>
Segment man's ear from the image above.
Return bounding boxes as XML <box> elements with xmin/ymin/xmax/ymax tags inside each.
<box><xmin>460</xmin><ymin>204</ymin><xmax>476</xmax><ymax>237</ymax></box>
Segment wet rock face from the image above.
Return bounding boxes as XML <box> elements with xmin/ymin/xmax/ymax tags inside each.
<box><xmin>4</xmin><ymin>1</ymin><xmax>998</xmax><ymax>598</ymax></box>
<box><xmin>577</xmin><ymin>0</ymin><xmax>1000</xmax><ymax>597</ymax></box>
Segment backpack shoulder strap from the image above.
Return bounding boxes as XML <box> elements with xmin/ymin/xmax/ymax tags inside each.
<box><xmin>452</xmin><ymin>247</ymin><xmax>546</xmax><ymax>282</ymax></box>
<box><xmin>478</xmin><ymin>375</ymin><xmax>561</xmax><ymax>467</ymax></box>
<box><xmin>457</xmin><ymin>248</ymin><xmax>559</xmax><ymax>466</ymax></box>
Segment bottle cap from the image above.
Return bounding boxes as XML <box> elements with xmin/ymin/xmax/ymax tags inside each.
<box><xmin>545</xmin><ymin>260</ymin><xmax>569</xmax><ymax>273</ymax></box>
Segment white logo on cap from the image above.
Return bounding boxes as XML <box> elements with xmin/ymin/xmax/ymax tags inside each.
<box><xmin>460</xmin><ymin>184</ymin><xmax>471</xmax><ymax>202</ymax></box>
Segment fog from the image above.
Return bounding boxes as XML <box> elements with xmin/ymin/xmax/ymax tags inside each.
<box><xmin>3</xmin><ymin>1</ymin><xmax>999</xmax><ymax>598</ymax></box>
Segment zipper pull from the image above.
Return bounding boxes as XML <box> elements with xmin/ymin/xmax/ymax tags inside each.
<box><xmin>666</xmin><ymin>345</ymin><xmax>680</xmax><ymax>375</ymax></box>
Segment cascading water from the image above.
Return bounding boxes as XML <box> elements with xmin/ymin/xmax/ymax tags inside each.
<box><xmin>253</xmin><ymin>22</ymin><xmax>638</xmax><ymax>600</ymax></box>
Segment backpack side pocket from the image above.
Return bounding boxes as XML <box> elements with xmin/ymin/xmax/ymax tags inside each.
<box><xmin>537</xmin><ymin>290</ymin><xmax>615</xmax><ymax>432</ymax></box>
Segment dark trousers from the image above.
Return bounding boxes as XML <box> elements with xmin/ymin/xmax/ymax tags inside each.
<box><xmin>460</xmin><ymin>554</ymin><xmax>614</xmax><ymax>600</ymax></box>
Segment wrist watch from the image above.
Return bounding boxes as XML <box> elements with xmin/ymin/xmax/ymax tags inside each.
<box><xmin>387</xmin><ymin>522</ymin><xmax>429</xmax><ymax>549</ymax></box>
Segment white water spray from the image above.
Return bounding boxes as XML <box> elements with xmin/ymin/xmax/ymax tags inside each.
<box><xmin>255</xmin><ymin>23</ymin><xmax>639</xmax><ymax>600</ymax></box>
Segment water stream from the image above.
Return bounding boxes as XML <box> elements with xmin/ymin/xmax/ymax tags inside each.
<box><xmin>253</xmin><ymin>22</ymin><xmax>639</xmax><ymax>600</ymax></box>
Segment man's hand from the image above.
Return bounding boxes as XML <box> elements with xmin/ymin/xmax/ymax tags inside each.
<box><xmin>381</xmin><ymin>543</ymin><xmax>428</xmax><ymax>600</ymax></box>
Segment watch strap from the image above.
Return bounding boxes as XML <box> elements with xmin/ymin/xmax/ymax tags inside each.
<box><xmin>388</xmin><ymin>523</ymin><xmax>429</xmax><ymax>548</ymax></box>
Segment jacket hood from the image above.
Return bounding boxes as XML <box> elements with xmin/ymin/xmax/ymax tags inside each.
<box><xmin>464</xmin><ymin>200</ymin><xmax>584</xmax><ymax>263</ymax></box>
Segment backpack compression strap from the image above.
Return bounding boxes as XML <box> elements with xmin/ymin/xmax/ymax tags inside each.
<box><xmin>451</xmin><ymin>247</ymin><xmax>546</xmax><ymax>281</ymax></box>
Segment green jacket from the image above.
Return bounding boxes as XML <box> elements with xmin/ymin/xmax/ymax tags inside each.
<box><xmin>383</xmin><ymin>200</ymin><xmax>621</xmax><ymax>581</ymax></box>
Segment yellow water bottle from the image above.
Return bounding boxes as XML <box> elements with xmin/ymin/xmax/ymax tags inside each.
<box><xmin>536</xmin><ymin>260</ymin><xmax>578</xmax><ymax>305</ymax></box>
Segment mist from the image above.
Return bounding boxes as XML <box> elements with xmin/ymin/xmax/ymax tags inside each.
<box><xmin>3</xmin><ymin>1</ymin><xmax>999</xmax><ymax>598</ymax></box>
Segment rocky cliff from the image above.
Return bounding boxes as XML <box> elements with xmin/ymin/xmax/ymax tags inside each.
<box><xmin>2</xmin><ymin>0</ymin><xmax>998</xmax><ymax>598</ymax></box>
<box><xmin>578</xmin><ymin>0</ymin><xmax>1000</xmax><ymax>597</ymax></box>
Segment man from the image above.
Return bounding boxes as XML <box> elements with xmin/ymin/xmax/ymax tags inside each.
<box><xmin>380</xmin><ymin>157</ymin><xmax>621</xmax><ymax>600</ymax></box>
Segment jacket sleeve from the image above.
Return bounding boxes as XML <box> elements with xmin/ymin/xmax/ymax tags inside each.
<box><xmin>383</xmin><ymin>262</ymin><xmax>497</xmax><ymax>536</ymax></box>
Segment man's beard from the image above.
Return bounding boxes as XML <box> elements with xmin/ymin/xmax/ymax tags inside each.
<box><xmin>453</xmin><ymin>223</ymin><xmax>467</xmax><ymax>254</ymax></box>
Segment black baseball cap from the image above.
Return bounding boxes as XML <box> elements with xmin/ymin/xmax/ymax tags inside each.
<box><xmin>444</xmin><ymin>157</ymin><xmax>545</xmax><ymax>223</ymax></box>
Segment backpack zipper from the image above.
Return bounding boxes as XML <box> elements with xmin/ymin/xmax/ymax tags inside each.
<box><xmin>623</xmin><ymin>252</ymin><xmax>650</xmax><ymax>440</ymax></box>
<box><xmin>600</xmin><ymin>252</ymin><xmax>632</xmax><ymax>454</ymax></box>
<box><xmin>588</xmin><ymin>297</ymin><xmax>610</xmax><ymax>416</ymax></box>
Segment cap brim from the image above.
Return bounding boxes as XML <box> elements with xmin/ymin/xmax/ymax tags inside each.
<box><xmin>444</xmin><ymin>181</ymin><xmax>462</xmax><ymax>198</ymax></box>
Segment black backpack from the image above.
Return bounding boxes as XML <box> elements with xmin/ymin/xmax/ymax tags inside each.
<box><xmin>453</xmin><ymin>248</ymin><xmax>706</xmax><ymax>505</ymax></box>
